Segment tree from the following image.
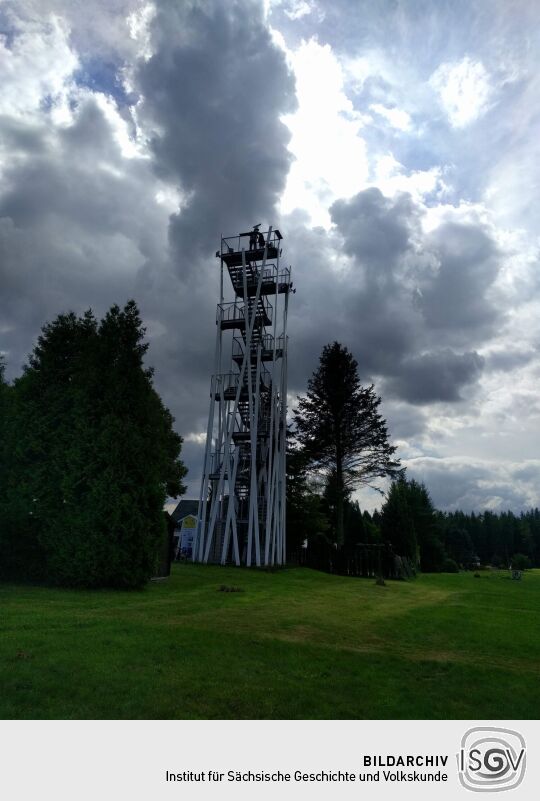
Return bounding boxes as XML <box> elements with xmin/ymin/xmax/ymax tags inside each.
<box><xmin>293</xmin><ymin>342</ymin><xmax>400</xmax><ymax>545</ymax></box>
<box><xmin>403</xmin><ymin>479</ymin><xmax>445</xmax><ymax>571</ymax></box>
<box><xmin>444</xmin><ymin>526</ymin><xmax>475</xmax><ymax>567</ymax></box>
<box><xmin>0</xmin><ymin>358</ymin><xmax>23</xmax><ymax>575</ymax></box>
<box><xmin>343</xmin><ymin>499</ymin><xmax>369</xmax><ymax>555</ymax></box>
<box><xmin>362</xmin><ymin>510</ymin><xmax>381</xmax><ymax>544</ymax></box>
<box><xmin>286</xmin><ymin>443</ymin><xmax>330</xmax><ymax>554</ymax></box>
<box><xmin>380</xmin><ymin>477</ymin><xmax>418</xmax><ymax>562</ymax></box>
<box><xmin>1</xmin><ymin>301</ymin><xmax>186</xmax><ymax>588</ymax></box>
<box><xmin>0</xmin><ymin>356</ymin><xmax>7</xmax><ymax>487</ymax></box>
<box><xmin>510</xmin><ymin>552</ymin><xmax>531</xmax><ymax>571</ymax></box>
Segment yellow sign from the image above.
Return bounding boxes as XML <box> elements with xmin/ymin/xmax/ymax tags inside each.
<box><xmin>182</xmin><ymin>515</ymin><xmax>197</xmax><ymax>529</ymax></box>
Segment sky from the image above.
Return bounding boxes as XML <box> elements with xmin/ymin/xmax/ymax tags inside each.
<box><xmin>1</xmin><ymin>0</ymin><xmax>539</xmax><ymax>513</ymax></box>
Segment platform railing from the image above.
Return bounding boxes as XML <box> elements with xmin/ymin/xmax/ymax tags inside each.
<box><xmin>217</xmin><ymin>298</ymin><xmax>273</xmax><ymax>325</ymax></box>
<box><xmin>215</xmin><ymin>368</ymin><xmax>272</xmax><ymax>396</ymax></box>
<box><xmin>232</xmin><ymin>333</ymin><xmax>285</xmax><ymax>360</ymax></box>
<box><xmin>219</xmin><ymin>229</ymin><xmax>282</xmax><ymax>256</ymax></box>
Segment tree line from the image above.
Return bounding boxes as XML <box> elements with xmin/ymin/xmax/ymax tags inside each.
<box><xmin>288</xmin><ymin>342</ymin><xmax>537</xmax><ymax>573</ymax></box>
<box><xmin>0</xmin><ymin>301</ymin><xmax>186</xmax><ymax>588</ymax></box>
<box><xmin>1</xmin><ymin>318</ymin><xmax>535</xmax><ymax>588</ymax></box>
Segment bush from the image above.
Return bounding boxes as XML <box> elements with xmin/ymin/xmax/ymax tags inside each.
<box><xmin>441</xmin><ymin>558</ymin><xmax>459</xmax><ymax>573</ymax></box>
<box><xmin>510</xmin><ymin>553</ymin><xmax>531</xmax><ymax>571</ymax></box>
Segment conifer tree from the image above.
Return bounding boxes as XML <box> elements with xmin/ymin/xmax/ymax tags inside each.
<box><xmin>403</xmin><ymin>479</ymin><xmax>445</xmax><ymax>571</ymax></box>
<box><xmin>286</xmin><ymin>443</ymin><xmax>330</xmax><ymax>552</ymax></box>
<box><xmin>293</xmin><ymin>342</ymin><xmax>400</xmax><ymax>545</ymax></box>
<box><xmin>0</xmin><ymin>358</ymin><xmax>20</xmax><ymax>574</ymax></box>
<box><xmin>3</xmin><ymin>302</ymin><xmax>186</xmax><ymax>587</ymax></box>
<box><xmin>380</xmin><ymin>477</ymin><xmax>418</xmax><ymax>562</ymax></box>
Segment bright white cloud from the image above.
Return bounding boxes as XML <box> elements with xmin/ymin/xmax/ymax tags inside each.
<box><xmin>372</xmin><ymin>154</ymin><xmax>446</xmax><ymax>204</ymax></box>
<box><xmin>370</xmin><ymin>103</ymin><xmax>411</xmax><ymax>131</ymax></box>
<box><xmin>284</xmin><ymin>0</ymin><xmax>315</xmax><ymax>20</ymax></box>
<box><xmin>279</xmin><ymin>38</ymin><xmax>369</xmax><ymax>226</ymax></box>
<box><xmin>430</xmin><ymin>56</ymin><xmax>493</xmax><ymax>127</ymax></box>
<box><xmin>0</xmin><ymin>15</ymin><xmax>78</xmax><ymax>121</ymax></box>
<box><xmin>126</xmin><ymin>2</ymin><xmax>156</xmax><ymax>60</ymax></box>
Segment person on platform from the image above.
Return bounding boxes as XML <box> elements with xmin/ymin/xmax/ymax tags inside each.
<box><xmin>249</xmin><ymin>224</ymin><xmax>261</xmax><ymax>250</ymax></box>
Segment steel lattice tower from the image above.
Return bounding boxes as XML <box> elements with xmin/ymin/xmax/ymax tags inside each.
<box><xmin>194</xmin><ymin>226</ymin><xmax>292</xmax><ymax>566</ymax></box>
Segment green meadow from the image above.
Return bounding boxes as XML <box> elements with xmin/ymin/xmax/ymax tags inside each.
<box><xmin>2</xmin><ymin>565</ymin><xmax>539</xmax><ymax>719</ymax></box>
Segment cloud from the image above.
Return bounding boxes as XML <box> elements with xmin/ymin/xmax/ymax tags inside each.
<box><xmin>418</xmin><ymin>220</ymin><xmax>502</xmax><ymax>345</ymax></box>
<box><xmin>283</xmin><ymin>184</ymin><xmax>505</xmax><ymax>422</ymax></box>
<box><xmin>370</xmin><ymin>103</ymin><xmax>411</xmax><ymax>131</ymax></box>
<box><xmin>429</xmin><ymin>57</ymin><xmax>493</xmax><ymax>127</ymax></box>
<box><xmin>283</xmin><ymin>0</ymin><xmax>317</xmax><ymax>20</ymax></box>
<box><xmin>278</xmin><ymin>37</ymin><xmax>369</xmax><ymax>226</ymax></box>
<box><xmin>331</xmin><ymin>187</ymin><xmax>418</xmax><ymax>270</ymax></box>
<box><xmin>331</xmin><ymin>188</ymin><xmax>502</xmax><ymax>383</ymax></box>
<box><xmin>386</xmin><ymin>350</ymin><xmax>485</xmax><ymax>404</ymax></box>
<box><xmin>0</xmin><ymin>13</ymin><xmax>78</xmax><ymax>121</ymax></box>
<box><xmin>484</xmin><ymin>348</ymin><xmax>536</xmax><ymax>373</ymax></box>
<box><xmin>136</xmin><ymin>0</ymin><xmax>296</xmax><ymax>264</ymax></box>
<box><xmin>3</xmin><ymin>0</ymin><xmax>148</xmax><ymax>63</ymax></box>
<box><xmin>406</xmin><ymin>456</ymin><xmax>540</xmax><ymax>513</ymax></box>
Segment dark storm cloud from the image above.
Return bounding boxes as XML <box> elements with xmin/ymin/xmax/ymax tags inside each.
<box><xmin>485</xmin><ymin>348</ymin><xmax>536</xmax><ymax>373</ymax></box>
<box><xmin>419</xmin><ymin>221</ymin><xmax>501</xmax><ymax>344</ymax></box>
<box><xmin>283</xmin><ymin>193</ymin><xmax>420</xmax><ymax>396</ymax></box>
<box><xmin>331</xmin><ymin>188</ymin><xmax>418</xmax><ymax>271</ymax></box>
<box><xmin>0</xmin><ymin>103</ymin><xmax>131</xmax><ymax>234</ymax></box>
<box><xmin>136</xmin><ymin>0</ymin><xmax>296</xmax><ymax>265</ymax></box>
<box><xmin>0</xmin><ymin>115</ymin><xmax>47</xmax><ymax>155</ymax></box>
<box><xmin>382</xmin><ymin>401</ymin><xmax>427</xmax><ymax>441</ymax></box>
<box><xmin>0</xmin><ymin>88</ymin><xmax>217</xmax><ymax>434</ymax></box>
<box><xmin>284</xmin><ymin>186</ymin><xmax>502</xmax><ymax>407</ymax></box>
<box><xmin>386</xmin><ymin>349</ymin><xmax>485</xmax><ymax>404</ymax></box>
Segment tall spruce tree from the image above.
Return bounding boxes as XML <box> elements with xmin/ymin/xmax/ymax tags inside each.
<box><xmin>3</xmin><ymin>301</ymin><xmax>186</xmax><ymax>588</ymax></box>
<box><xmin>293</xmin><ymin>342</ymin><xmax>400</xmax><ymax>545</ymax></box>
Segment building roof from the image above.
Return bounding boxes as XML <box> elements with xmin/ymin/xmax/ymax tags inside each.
<box><xmin>171</xmin><ymin>499</ymin><xmax>199</xmax><ymax>524</ymax></box>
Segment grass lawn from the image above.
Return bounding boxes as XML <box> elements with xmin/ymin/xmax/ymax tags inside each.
<box><xmin>1</xmin><ymin>564</ymin><xmax>540</xmax><ymax>719</ymax></box>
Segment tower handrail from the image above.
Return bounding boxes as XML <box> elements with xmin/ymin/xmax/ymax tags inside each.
<box><xmin>217</xmin><ymin>297</ymin><xmax>273</xmax><ymax>324</ymax></box>
<box><xmin>219</xmin><ymin>229</ymin><xmax>282</xmax><ymax>256</ymax></box>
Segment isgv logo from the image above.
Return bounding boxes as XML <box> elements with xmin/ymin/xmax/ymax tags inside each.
<box><xmin>458</xmin><ymin>727</ymin><xmax>526</xmax><ymax>792</ymax></box>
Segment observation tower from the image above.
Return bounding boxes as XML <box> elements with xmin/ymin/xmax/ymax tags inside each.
<box><xmin>194</xmin><ymin>226</ymin><xmax>292</xmax><ymax>566</ymax></box>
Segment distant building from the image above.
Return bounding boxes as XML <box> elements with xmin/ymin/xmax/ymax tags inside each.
<box><xmin>171</xmin><ymin>500</ymin><xmax>199</xmax><ymax>559</ymax></box>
